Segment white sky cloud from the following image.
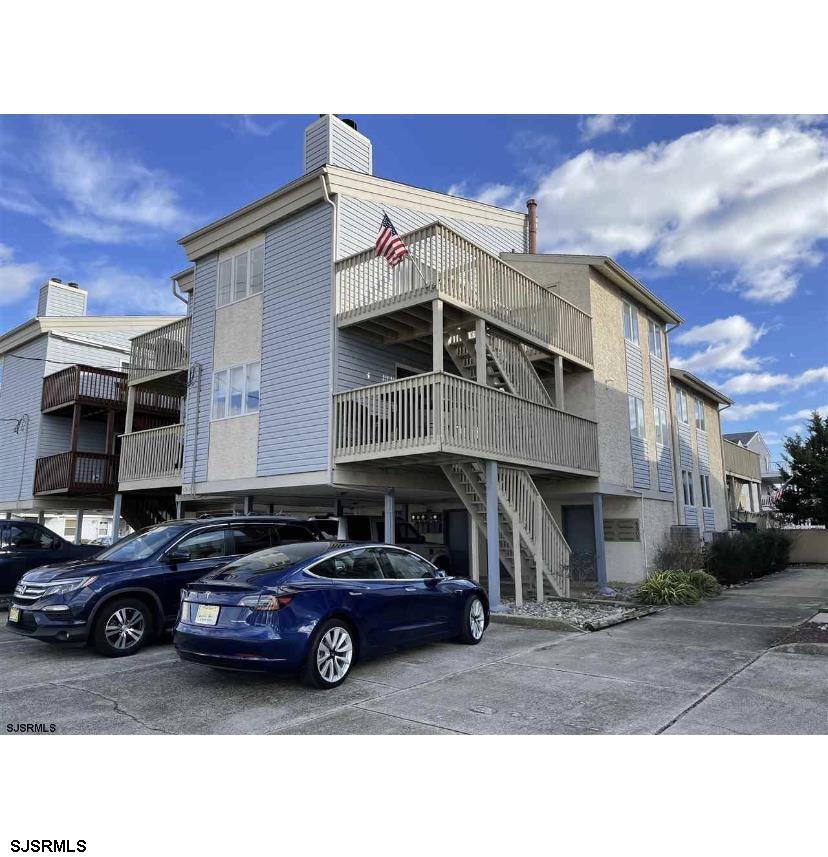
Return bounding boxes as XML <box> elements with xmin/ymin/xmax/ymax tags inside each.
<box><xmin>579</xmin><ymin>115</ymin><xmax>633</xmax><ymax>141</ymax></box>
<box><xmin>721</xmin><ymin>366</ymin><xmax>828</xmax><ymax>394</ymax></box>
<box><xmin>671</xmin><ymin>315</ymin><xmax>765</xmax><ymax>372</ymax></box>
<box><xmin>80</xmin><ymin>263</ymin><xmax>185</xmax><ymax>315</ymax></box>
<box><xmin>0</xmin><ymin>244</ymin><xmax>42</xmax><ymax>307</ymax></box>
<box><xmin>228</xmin><ymin>115</ymin><xmax>284</xmax><ymax>137</ymax></box>
<box><xmin>780</xmin><ymin>404</ymin><xmax>828</xmax><ymax>420</ymax></box>
<box><xmin>722</xmin><ymin>401</ymin><xmax>781</xmax><ymax>421</ymax></box>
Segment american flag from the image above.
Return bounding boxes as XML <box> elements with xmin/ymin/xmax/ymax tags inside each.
<box><xmin>375</xmin><ymin>213</ymin><xmax>409</xmax><ymax>267</ymax></box>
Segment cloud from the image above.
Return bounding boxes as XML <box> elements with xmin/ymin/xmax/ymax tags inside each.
<box><xmin>0</xmin><ymin>244</ymin><xmax>42</xmax><ymax>307</ymax></box>
<box><xmin>447</xmin><ymin>181</ymin><xmax>523</xmax><ymax>209</ymax></box>
<box><xmin>671</xmin><ymin>315</ymin><xmax>765</xmax><ymax>372</ymax></box>
<box><xmin>80</xmin><ymin>263</ymin><xmax>185</xmax><ymax>315</ymax></box>
<box><xmin>721</xmin><ymin>366</ymin><xmax>828</xmax><ymax>394</ymax></box>
<box><xmin>459</xmin><ymin>120</ymin><xmax>828</xmax><ymax>304</ymax></box>
<box><xmin>780</xmin><ymin>404</ymin><xmax>828</xmax><ymax>420</ymax></box>
<box><xmin>722</xmin><ymin>401</ymin><xmax>781</xmax><ymax>421</ymax></box>
<box><xmin>0</xmin><ymin>120</ymin><xmax>194</xmax><ymax>244</ymax></box>
<box><xmin>228</xmin><ymin>115</ymin><xmax>284</xmax><ymax>138</ymax></box>
<box><xmin>579</xmin><ymin>115</ymin><xmax>633</xmax><ymax>141</ymax></box>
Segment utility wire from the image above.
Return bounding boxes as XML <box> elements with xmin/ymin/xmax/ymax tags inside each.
<box><xmin>1</xmin><ymin>352</ymin><xmax>170</xmax><ymax>373</ymax></box>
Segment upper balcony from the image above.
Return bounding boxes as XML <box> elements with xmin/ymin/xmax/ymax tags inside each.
<box><xmin>34</xmin><ymin>451</ymin><xmax>118</xmax><ymax>496</ymax></box>
<box><xmin>336</xmin><ymin>222</ymin><xmax>594</xmax><ymax>369</ymax></box>
<box><xmin>118</xmin><ymin>423</ymin><xmax>184</xmax><ymax>490</ymax></box>
<box><xmin>41</xmin><ymin>364</ymin><xmax>180</xmax><ymax>417</ymax></box>
<box><xmin>333</xmin><ymin>371</ymin><xmax>599</xmax><ymax>476</ymax></box>
<box><xmin>127</xmin><ymin>316</ymin><xmax>191</xmax><ymax>392</ymax></box>
<box><xmin>723</xmin><ymin>439</ymin><xmax>761</xmax><ymax>483</ymax></box>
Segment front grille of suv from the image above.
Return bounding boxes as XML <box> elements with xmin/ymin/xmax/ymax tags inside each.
<box><xmin>13</xmin><ymin>583</ymin><xmax>48</xmax><ymax>604</ymax></box>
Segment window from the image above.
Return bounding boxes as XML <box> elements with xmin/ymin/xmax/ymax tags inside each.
<box><xmin>647</xmin><ymin>319</ymin><xmax>663</xmax><ymax>358</ymax></box>
<box><xmin>603</xmin><ymin>519</ymin><xmax>640</xmax><ymax>542</ymax></box>
<box><xmin>694</xmin><ymin>398</ymin><xmax>706</xmax><ymax>431</ymax></box>
<box><xmin>395</xmin><ymin>521</ymin><xmax>424</xmax><ymax>544</ymax></box>
<box><xmin>217</xmin><ymin>241</ymin><xmax>265</xmax><ymax>307</ymax></box>
<box><xmin>229</xmin><ymin>525</ymin><xmax>274</xmax><ymax>555</ymax></box>
<box><xmin>383</xmin><ymin>549</ymin><xmax>435</xmax><ymax>579</ymax></box>
<box><xmin>97</xmin><ymin>524</ymin><xmax>188</xmax><ymax>562</ymax></box>
<box><xmin>3</xmin><ymin>524</ymin><xmax>54</xmax><ymax>550</ymax></box>
<box><xmin>276</xmin><ymin>524</ymin><xmax>315</xmax><ymax>544</ymax></box>
<box><xmin>654</xmin><ymin>405</ymin><xmax>669</xmax><ymax>446</ymax></box>
<box><xmin>622</xmin><ymin>302</ymin><xmax>639</xmax><ymax>345</ymax></box>
<box><xmin>628</xmin><ymin>395</ymin><xmax>646</xmax><ymax>439</ymax></box>
<box><xmin>211</xmin><ymin>361</ymin><xmax>261</xmax><ymax>419</ymax></box>
<box><xmin>313</xmin><ymin>548</ymin><xmax>384</xmax><ymax>580</ymax></box>
<box><xmin>682</xmin><ymin>470</ymin><xmax>695</xmax><ymax>506</ymax></box>
<box><xmin>677</xmin><ymin>389</ymin><xmax>689</xmax><ymax>424</ymax></box>
<box><xmin>700</xmin><ymin>474</ymin><xmax>712</xmax><ymax>508</ymax></box>
<box><xmin>173</xmin><ymin>528</ymin><xmax>227</xmax><ymax>560</ymax></box>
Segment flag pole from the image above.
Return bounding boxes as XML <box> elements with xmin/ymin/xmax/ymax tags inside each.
<box><xmin>381</xmin><ymin>211</ymin><xmax>431</xmax><ymax>288</ymax></box>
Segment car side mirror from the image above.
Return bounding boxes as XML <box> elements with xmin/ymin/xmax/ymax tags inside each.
<box><xmin>52</xmin><ymin>538</ymin><xmax>62</xmax><ymax>550</ymax></box>
<box><xmin>164</xmin><ymin>548</ymin><xmax>189</xmax><ymax>564</ymax></box>
<box><xmin>429</xmin><ymin>568</ymin><xmax>447</xmax><ymax>580</ymax></box>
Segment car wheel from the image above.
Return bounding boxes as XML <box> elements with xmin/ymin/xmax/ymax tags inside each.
<box><xmin>458</xmin><ymin>595</ymin><xmax>486</xmax><ymax>645</ymax></box>
<box><xmin>301</xmin><ymin>619</ymin><xmax>355</xmax><ymax>689</ymax></box>
<box><xmin>93</xmin><ymin>598</ymin><xmax>151</xmax><ymax>657</ymax></box>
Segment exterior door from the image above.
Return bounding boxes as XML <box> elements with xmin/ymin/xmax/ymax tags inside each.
<box><xmin>380</xmin><ymin>547</ymin><xmax>453</xmax><ymax>639</ymax></box>
<box><xmin>444</xmin><ymin>509</ymin><xmax>469</xmax><ymax>577</ymax></box>
<box><xmin>562</xmin><ymin>506</ymin><xmax>597</xmax><ymax>582</ymax></box>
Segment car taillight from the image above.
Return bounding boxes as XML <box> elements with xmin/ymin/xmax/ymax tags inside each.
<box><xmin>239</xmin><ymin>594</ymin><xmax>294</xmax><ymax>611</ymax></box>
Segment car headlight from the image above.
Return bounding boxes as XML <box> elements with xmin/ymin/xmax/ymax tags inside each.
<box><xmin>42</xmin><ymin>577</ymin><xmax>97</xmax><ymax>596</ymax></box>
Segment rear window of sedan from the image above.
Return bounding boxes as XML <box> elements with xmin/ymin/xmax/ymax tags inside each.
<box><xmin>210</xmin><ymin>542</ymin><xmax>335</xmax><ymax>577</ymax></box>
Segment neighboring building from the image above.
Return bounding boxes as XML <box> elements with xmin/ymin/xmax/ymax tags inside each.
<box><xmin>723</xmin><ymin>430</ymin><xmax>781</xmax><ymax>513</ymax></box>
<box><xmin>0</xmin><ymin>278</ymin><xmax>182</xmax><ymax>538</ymax></box>
<box><xmin>13</xmin><ymin>512</ymin><xmax>131</xmax><ymax>543</ymax></box>
<box><xmin>669</xmin><ymin>369</ymin><xmax>732</xmax><ymax>539</ymax></box>
<box><xmin>115</xmin><ymin>114</ymin><xmax>751</xmax><ymax>598</ymax></box>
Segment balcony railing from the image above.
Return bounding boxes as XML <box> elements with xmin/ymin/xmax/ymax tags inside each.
<box><xmin>34</xmin><ymin>451</ymin><xmax>118</xmax><ymax>495</ymax></box>
<box><xmin>336</xmin><ymin>222</ymin><xmax>594</xmax><ymax>367</ymax></box>
<box><xmin>723</xmin><ymin>440</ymin><xmax>761</xmax><ymax>482</ymax></box>
<box><xmin>41</xmin><ymin>365</ymin><xmax>180</xmax><ymax>414</ymax></box>
<box><xmin>333</xmin><ymin>372</ymin><xmax>599</xmax><ymax>475</ymax></box>
<box><xmin>128</xmin><ymin>316</ymin><xmax>191</xmax><ymax>385</ymax></box>
<box><xmin>119</xmin><ymin>423</ymin><xmax>184</xmax><ymax>484</ymax></box>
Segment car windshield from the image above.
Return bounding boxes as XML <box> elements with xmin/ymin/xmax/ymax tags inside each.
<box><xmin>208</xmin><ymin>542</ymin><xmax>335</xmax><ymax>579</ymax></box>
<box><xmin>96</xmin><ymin>524</ymin><xmax>189</xmax><ymax>562</ymax></box>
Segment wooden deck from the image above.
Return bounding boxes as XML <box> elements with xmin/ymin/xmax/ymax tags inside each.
<box><xmin>127</xmin><ymin>316</ymin><xmax>190</xmax><ymax>390</ymax></box>
<box><xmin>34</xmin><ymin>451</ymin><xmax>118</xmax><ymax>496</ymax></box>
<box><xmin>118</xmin><ymin>423</ymin><xmax>184</xmax><ymax>486</ymax></box>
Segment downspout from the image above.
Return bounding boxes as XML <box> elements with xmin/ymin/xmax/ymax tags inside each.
<box><xmin>320</xmin><ymin>172</ymin><xmax>338</xmax><ymax>492</ymax></box>
<box><xmin>171</xmin><ymin>276</ymin><xmax>189</xmax><ymax>306</ymax></box>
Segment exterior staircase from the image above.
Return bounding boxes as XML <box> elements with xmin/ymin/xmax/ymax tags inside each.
<box><xmin>440</xmin><ymin>460</ymin><xmax>571</xmax><ymax>603</ymax></box>
<box><xmin>444</xmin><ymin>326</ymin><xmax>553</xmax><ymax>406</ymax></box>
<box><xmin>121</xmin><ymin>493</ymin><xmax>178</xmax><ymax>531</ymax></box>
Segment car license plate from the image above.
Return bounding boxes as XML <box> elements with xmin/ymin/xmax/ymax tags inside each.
<box><xmin>9</xmin><ymin>607</ymin><xmax>20</xmax><ymax>623</ymax></box>
<box><xmin>194</xmin><ymin>604</ymin><xmax>220</xmax><ymax>626</ymax></box>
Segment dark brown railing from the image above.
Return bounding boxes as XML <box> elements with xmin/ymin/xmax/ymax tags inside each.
<box><xmin>41</xmin><ymin>365</ymin><xmax>180</xmax><ymax>415</ymax></box>
<box><xmin>33</xmin><ymin>451</ymin><xmax>118</xmax><ymax>495</ymax></box>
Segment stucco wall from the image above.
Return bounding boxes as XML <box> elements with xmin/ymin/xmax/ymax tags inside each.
<box><xmin>785</xmin><ymin>529</ymin><xmax>828</xmax><ymax>564</ymax></box>
<box><xmin>213</xmin><ymin>294</ymin><xmax>263</xmax><ymax>370</ymax></box>
<box><xmin>208</xmin><ymin>413</ymin><xmax>259</xmax><ymax>481</ymax></box>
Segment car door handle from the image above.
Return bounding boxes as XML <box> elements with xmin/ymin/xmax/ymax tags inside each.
<box><xmin>404</xmin><ymin>586</ymin><xmax>417</xmax><ymax>592</ymax></box>
<box><xmin>348</xmin><ymin>590</ymin><xmax>365</xmax><ymax>596</ymax></box>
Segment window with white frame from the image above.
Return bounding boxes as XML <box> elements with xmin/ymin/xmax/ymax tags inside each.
<box><xmin>700</xmin><ymin>473</ymin><xmax>712</xmax><ymax>508</ymax></box>
<box><xmin>622</xmin><ymin>301</ymin><xmax>639</xmax><ymax>345</ymax></box>
<box><xmin>217</xmin><ymin>242</ymin><xmax>264</xmax><ymax>307</ymax></box>
<box><xmin>212</xmin><ymin>361</ymin><xmax>261</xmax><ymax>419</ymax></box>
<box><xmin>647</xmin><ymin>319</ymin><xmax>663</xmax><ymax>358</ymax></box>
<box><xmin>695</xmin><ymin>398</ymin><xmax>706</xmax><ymax>431</ymax></box>
<box><xmin>654</xmin><ymin>405</ymin><xmax>669</xmax><ymax>446</ymax></box>
<box><xmin>628</xmin><ymin>395</ymin><xmax>646</xmax><ymax>439</ymax></box>
<box><xmin>682</xmin><ymin>469</ymin><xmax>695</xmax><ymax>506</ymax></box>
<box><xmin>677</xmin><ymin>389</ymin><xmax>689</xmax><ymax>424</ymax></box>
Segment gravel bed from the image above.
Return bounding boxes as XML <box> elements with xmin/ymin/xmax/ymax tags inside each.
<box><xmin>502</xmin><ymin>598</ymin><xmax>640</xmax><ymax>629</ymax></box>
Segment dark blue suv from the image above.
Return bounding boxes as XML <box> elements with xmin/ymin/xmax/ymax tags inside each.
<box><xmin>5</xmin><ymin>516</ymin><xmax>320</xmax><ymax>657</ymax></box>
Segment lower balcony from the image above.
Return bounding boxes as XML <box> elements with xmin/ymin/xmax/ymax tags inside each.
<box><xmin>333</xmin><ymin>371</ymin><xmax>599</xmax><ymax>476</ymax></box>
<box><xmin>34</xmin><ymin>451</ymin><xmax>118</xmax><ymax>496</ymax></box>
<box><xmin>119</xmin><ymin>423</ymin><xmax>184</xmax><ymax>489</ymax></box>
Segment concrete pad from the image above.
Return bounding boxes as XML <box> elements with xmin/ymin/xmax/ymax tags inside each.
<box><xmin>273</xmin><ymin>707</ymin><xmax>456</xmax><ymax>735</ymax></box>
<box><xmin>673</xmin><ymin>599</ymin><xmax>820</xmax><ymax>626</ymax></box>
<box><xmin>353</xmin><ymin>625</ymin><xmax>572</xmax><ymax>689</ymax></box>
<box><xmin>508</xmin><ymin>635</ymin><xmax>750</xmax><ymax>692</ymax></box>
<box><xmin>59</xmin><ymin>661</ymin><xmax>387</xmax><ymax>734</ymax></box>
<box><xmin>601</xmin><ymin>615</ymin><xmax>788</xmax><ymax>651</ymax></box>
<box><xmin>362</xmin><ymin>661</ymin><xmax>698</xmax><ymax>734</ymax></box>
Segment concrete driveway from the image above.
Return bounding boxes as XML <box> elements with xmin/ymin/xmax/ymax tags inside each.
<box><xmin>0</xmin><ymin>566</ymin><xmax>825</xmax><ymax>734</ymax></box>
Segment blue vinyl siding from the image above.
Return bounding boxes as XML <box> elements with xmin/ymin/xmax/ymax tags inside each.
<box><xmin>624</xmin><ymin>337</ymin><xmax>650</xmax><ymax>489</ymax></box>
<box><xmin>182</xmin><ymin>254</ymin><xmax>217</xmax><ymax>486</ymax></box>
<box><xmin>337</xmin><ymin>330</ymin><xmax>431</xmax><ymax>391</ymax></box>
<box><xmin>257</xmin><ymin>203</ymin><xmax>333</xmax><ymax>476</ymax></box>
<box><xmin>649</xmin><ymin>353</ymin><xmax>673</xmax><ymax>493</ymax></box>
<box><xmin>37</xmin><ymin>284</ymin><xmax>87</xmax><ymax>317</ymax></box>
<box><xmin>677</xmin><ymin>420</ymin><xmax>694</xmax><ymax>469</ymax></box>
<box><xmin>696</xmin><ymin>429</ymin><xmax>710</xmax><ymax>475</ymax></box>
<box><xmin>703</xmin><ymin>507</ymin><xmax>715</xmax><ymax>531</ymax></box>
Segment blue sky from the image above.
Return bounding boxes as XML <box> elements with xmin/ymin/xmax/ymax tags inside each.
<box><xmin>1</xmin><ymin>114</ymin><xmax>826</xmax><ymax>460</ymax></box>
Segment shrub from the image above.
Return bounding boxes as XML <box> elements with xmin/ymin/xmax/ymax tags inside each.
<box><xmin>706</xmin><ymin>529</ymin><xmax>792</xmax><ymax>584</ymax></box>
<box><xmin>635</xmin><ymin>571</ymin><xmax>702</xmax><ymax>605</ymax></box>
<box><xmin>679</xmin><ymin>569</ymin><xmax>722</xmax><ymax>597</ymax></box>
<box><xmin>652</xmin><ymin>534</ymin><xmax>706</xmax><ymax>573</ymax></box>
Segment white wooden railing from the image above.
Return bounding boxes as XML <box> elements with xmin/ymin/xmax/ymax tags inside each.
<box><xmin>336</xmin><ymin>222</ymin><xmax>593</xmax><ymax>367</ymax></box>
<box><xmin>128</xmin><ymin>317</ymin><xmax>191</xmax><ymax>384</ymax></box>
<box><xmin>486</xmin><ymin>331</ymin><xmax>552</xmax><ymax>406</ymax></box>
<box><xmin>333</xmin><ymin>372</ymin><xmax>599</xmax><ymax>474</ymax></box>
<box><xmin>119</xmin><ymin>424</ymin><xmax>184</xmax><ymax>483</ymax></box>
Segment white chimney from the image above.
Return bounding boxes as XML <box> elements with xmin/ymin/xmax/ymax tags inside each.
<box><xmin>37</xmin><ymin>279</ymin><xmax>88</xmax><ymax>317</ymax></box>
<box><xmin>303</xmin><ymin>114</ymin><xmax>372</xmax><ymax>175</ymax></box>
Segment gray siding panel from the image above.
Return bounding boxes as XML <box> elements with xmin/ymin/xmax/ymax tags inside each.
<box><xmin>650</xmin><ymin>358</ymin><xmax>668</xmax><ymax>409</ymax></box>
<box><xmin>337</xmin><ymin>330</ymin><xmax>431</xmax><ymax>391</ymax></box>
<box><xmin>625</xmin><ymin>338</ymin><xmax>649</xmax><ymax>488</ymax></box>
<box><xmin>37</xmin><ymin>283</ymin><xmax>87</xmax><ymax>317</ymax></box>
<box><xmin>336</xmin><ymin>196</ymin><xmax>525</xmax><ymax>259</ymax></box>
<box><xmin>702</xmin><ymin>507</ymin><xmax>715</xmax><ymax>531</ymax></box>
<box><xmin>0</xmin><ymin>337</ymin><xmax>47</xmax><ymax>504</ymax></box>
<box><xmin>697</xmin><ymin>429</ymin><xmax>710</xmax><ymax>475</ymax></box>
<box><xmin>330</xmin><ymin>123</ymin><xmax>371</xmax><ymax>174</ymax></box>
<box><xmin>684</xmin><ymin>505</ymin><xmax>699</xmax><ymax>526</ymax></box>
<box><xmin>624</xmin><ymin>340</ymin><xmax>645</xmax><ymax>398</ymax></box>
<box><xmin>678</xmin><ymin>422</ymin><xmax>694</xmax><ymax>469</ymax></box>
<box><xmin>650</xmin><ymin>358</ymin><xmax>673</xmax><ymax>493</ymax></box>
<box><xmin>630</xmin><ymin>435</ymin><xmax>651</xmax><ymax>489</ymax></box>
<box><xmin>304</xmin><ymin>120</ymin><xmax>329</xmax><ymax>173</ymax></box>
<box><xmin>656</xmin><ymin>443</ymin><xmax>674</xmax><ymax>493</ymax></box>
<box><xmin>182</xmin><ymin>254</ymin><xmax>217</xmax><ymax>486</ymax></box>
<box><xmin>257</xmin><ymin>203</ymin><xmax>333</xmax><ymax>476</ymax></box>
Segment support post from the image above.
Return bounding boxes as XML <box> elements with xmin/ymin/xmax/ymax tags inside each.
<box><xmin>74</xmin><ymin>509</ymin><xmax>84</xmax><ymax>545</ymax></box>
<box><xmin>469</xmin><ymin>511</ymin><xmax>480</xmax><ymax>582</ymax></box>
<box><xmin>105</xmin><ymin>409</ymin><xmax>116</xmax><ymax>455</ymax></box>
<box><xmin>110</xmin><ymin>493</ymin><xmax>122</xmax><ymax>543</ymax></box>
<box><xmin>475</xmin><ymin>318</ymin><xmax>487</xmax><ymax>385</ymax></box>
<box><xmin>244</xmin><ymin>495</ymin><xmax>255</xmax><ymax>515</ymax></box>
<box><xmin>485</xmin><ymin>460</ymin><xmax>503</xmax><ymax>610</ymax></box>
<box><xmin>534</xmin><ymin>501</ymin><xmax>544</xmax><ymax>602</ymax></box>
<box><xmin>512</xmin><ymin>522</ymin><xmax>523</xmax><ymax>607</ymax></box>
<box><xmin>554</xmin><ymin>355</ymin><xmax>564</xmax><ymax>410</ymax></box>
<box><xmin>69</xmin><ymin>403</ymin><xmax>81</xmax><ymax>453</ymax></box>
<box><xmin>175</xmin><ymin>499</ymin><xmax>183</xmax><ymax>519</ymax></box>
<box><xmin>383</xmin><ymin>488</ymin><xmax>395</xmax><ymax>544</ymax></box>
<box><xmin>124</xmin><ymin>386</ymin><xmax>137</xmax><ymax>435</ymax></box>
<box><xmin>432</xmin><ymin>299</ymin><xmax>444</xmax><ymax>373</ymax></box>
<box><xmin>38</xmin><ymin>510</ymin><xmax>45</xmax><ymax>525</ymax></box>
<box><xmin>592</xmin><ymin>493</ymin><xmax>607</xmax><ymax>585</ymax></box>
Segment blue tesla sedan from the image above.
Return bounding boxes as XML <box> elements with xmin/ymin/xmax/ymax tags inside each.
<box><xmin>174</xmin><ymin>542</ymin><xmax>489</xmax><ymax>688</ymax></box>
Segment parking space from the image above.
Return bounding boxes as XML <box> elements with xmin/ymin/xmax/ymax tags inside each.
<box><xmin>1</xmin><ymin>566</ymin><xmax>825</xmax><ymax>735</ymax></box>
